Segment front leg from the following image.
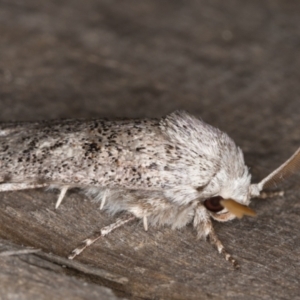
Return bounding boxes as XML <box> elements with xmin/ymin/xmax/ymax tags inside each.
<box><xmin>258</xmin><ymin>190</ymin><xmax>284</xmax><ymax>199</ymax></box>
<box><xmin>193</xmin><ymin>204</ymin><xmax>239</xmax><ymax>269</ymax></box>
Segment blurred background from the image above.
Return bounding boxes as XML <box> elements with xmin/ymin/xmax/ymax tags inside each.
<box><xmin>1</xmin><ymin>1</ymin><xmax>300</xmax><ymax>151</ymax></box>
<box><xmin>0</xmin><ymin>1</ymin><xmax>300</xmax><ymax>299</ymax></box>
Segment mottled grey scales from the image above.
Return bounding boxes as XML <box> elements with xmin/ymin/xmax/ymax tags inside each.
<box><xmin>1</xmin><ymin>111</ymin><xmax>299</xmax><ymax>266</ymax></box>
<box><xmin>0</xmin><ymin>111</ymin><xmax>234</xmax><ymax>193</ymax></box>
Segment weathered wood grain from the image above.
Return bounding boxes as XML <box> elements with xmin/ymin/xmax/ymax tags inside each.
<box><xmin>0</xmin><ymin>0</ymin><xmax>300</xmax><ymax>299</ymax></box>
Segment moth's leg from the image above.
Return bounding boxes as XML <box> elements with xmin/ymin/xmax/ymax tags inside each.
<box><xmin>0</xmin><ymin>182</ymin><xmax>48</xmax><ymax>192</ymax></box>
<box><xmin>68</xmin><ymin>214</ymin><xmax>136</xmax><ymax>260</ymax></box>
<box><xmin>0</xmin><ymin>182</ymin><xmax>69</xmax><ymax>210</ymax></box>
<box><xmin>99</xmin><ymin>189</ymin><xmax>108</xmax><ymax>210</ymax></box>
<box><xmin>193</xmin><ymin>205</ymin><xmax>212</xmax><ymax>239</ymax></box>
<box><xmin>207</xmin><ymin>227</ymin><xmax>239</xmax><ymax>269</ymax></box>
<box><xmin>258</xmin><ymin>190</ymin><xmax>284</xmax><ymax>199</ymax></box>
<box><xmin>55</xmin><ymin>186</ymin><xmax>69</xmax><ymax>209</ymax></box>
<box><xmin>143</xmin><ymin>215</ymin><xmax>148</xmax><ymax>231</ymax></box>
<box><xmin>193</xmin><ymin>205</ymin><xmax>239</xmax><ymax>269</ymax></box>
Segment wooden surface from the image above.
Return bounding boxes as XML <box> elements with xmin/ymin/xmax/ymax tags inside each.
<box><xmin>0</xmin><ymin>0</ymin><xmax>300</xmax><ymax>299</ymax></box>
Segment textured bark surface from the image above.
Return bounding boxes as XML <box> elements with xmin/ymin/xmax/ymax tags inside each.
<box><xmin>0</xmin><ymin>1</ymin><xmax>300</xmax><ymax>299</ymax></box>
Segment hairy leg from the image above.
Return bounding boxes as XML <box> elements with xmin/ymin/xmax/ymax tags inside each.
<box><xmin>55</xmin><ymin>186</ymin><xmax>69</xmax><ymax>209</ymax></box>
<box><xmin>193</xmin><ymin>204</ymin><xmax>239</xmax><ymax>269</ymax></box>
<box><xmin>258</xmin><ymin>190</ymin><xmax>284</xmax><ymax>199</ymax></box>
<box><xmin>68</xmin><ymin>214</ymin><xmax>136</xmax><ymax>260</ymax></box>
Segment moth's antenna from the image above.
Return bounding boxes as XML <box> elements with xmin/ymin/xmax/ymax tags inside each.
<box><xmin>257</xmin><ymin>147</ymin><xmax>300</xmax><ymax>191</ymax></box>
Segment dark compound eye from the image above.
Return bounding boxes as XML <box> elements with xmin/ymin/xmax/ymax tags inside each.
<box><xmin>203</xmin><ymin>196</ymin><xmax>224</xmax><ymax>212</ymax></box>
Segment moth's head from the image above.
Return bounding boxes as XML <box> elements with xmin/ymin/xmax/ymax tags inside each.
<box><xmin>204</xmin><ymin>147</ymin><xmax>300</xmax><ymax>222</ymax></box>
<box><xmin>202</xmin><ymin>169</ymin><xmax>255</xmax><ymax>222</ymax></box>
<box><xmin>203</xmin><ymin>195</ymin><xmax>255</xmax><ymax>222</ymax></box>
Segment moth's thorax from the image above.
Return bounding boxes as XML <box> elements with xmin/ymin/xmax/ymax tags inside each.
<box><xmin>161</xmin><ymin>111</ymin><xmax>251</xmax><ymax>204</ymax></box>
<box><xmin>219</xmin><ymin>170</ymin><xmax>251</xmax><ymax>204</ymax></box>
<box><xmin>200</xmin><ymin>142</ymin><xmax>251</xmax><ymax>206</ymax></box>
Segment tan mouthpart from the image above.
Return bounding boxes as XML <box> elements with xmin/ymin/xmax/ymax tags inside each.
<box><xmin>220</xmin><ymin>200</ymin><xmax>256</xmax><ymax>219</ymax></box>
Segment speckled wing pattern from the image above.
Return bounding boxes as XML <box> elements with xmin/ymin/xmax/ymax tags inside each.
<box><xmin>0</xmin><ymin>112</ymin><xmax>221</xmax><ymax>191</ymax></box>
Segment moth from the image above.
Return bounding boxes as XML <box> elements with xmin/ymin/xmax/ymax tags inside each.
<box><xmin>0</xmin><ymin>111</ymin><xmax>299</xmax><ymax>268</ymax></box>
